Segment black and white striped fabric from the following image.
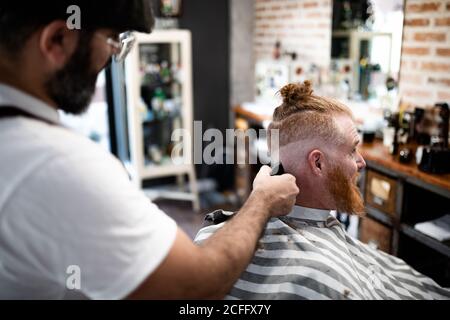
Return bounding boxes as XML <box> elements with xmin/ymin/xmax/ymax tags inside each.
<box><xmin>194</xmin><ymin>206</ymin><xmax>450</xmax><ymax>300</ymax></box>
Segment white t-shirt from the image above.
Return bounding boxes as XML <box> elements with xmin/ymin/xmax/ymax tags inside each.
<box><xmin>0</xmin><ymin>84</ymin><xmax>177</xmax><ymax>299</ymax></box>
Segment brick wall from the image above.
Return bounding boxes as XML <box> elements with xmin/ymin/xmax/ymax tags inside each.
<box><xmin>231</xmin><ymin>0</ymin><xmax>256</xmax><ymax>106</ymax></box>
<box><xmin>399</xmin><ymin>0</ymin><xmax>450</xmax><ymax>107</ymax></box>
<box><xmin>253</xmin><ymin>0</ymin><xmax>449</xmax><ymax>108</ymax></box>
<box><xmin>254</xmin><ymin>0</ymin><xmax>332</xmax><ymax>69</ymax></box>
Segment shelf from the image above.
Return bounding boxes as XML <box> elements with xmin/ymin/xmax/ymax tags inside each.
<box><xmin>400</xmin><ymin>224</ymin><xmax>450</xmax><ymax>258</ymax></box>
<box><xmin>332</xmin><ymin>30</ymin><xmax>392</xmax><ymax>37</ymax></box>
<box><xmin>144</xmin><ymin>188</ymin><xmax>198</xmax><ymax>203</ymax></box>
<box><xmin>365</xmin><ymin>205</ymin><xmax>397</xmax><ymax>228</ymax></box>
<box><xmin>141</xmin><ymin>81</ymin><xmax>182</xmax><ymax>91</ymax></box>
<box><xmin>141</xmin><ymin>162</ymin><xmax>193</xmax><ymax>179</ymax></box>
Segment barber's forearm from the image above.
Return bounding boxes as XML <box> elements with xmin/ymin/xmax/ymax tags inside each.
<box><xmin>198</xmin><ymin>190</ymin><xmax>270</xmax><ymax>298</ymax></box>
<box><xmin>127</xmin><ymin>167</ymin><xmax>297</xmax><ymax>300</ymax></box>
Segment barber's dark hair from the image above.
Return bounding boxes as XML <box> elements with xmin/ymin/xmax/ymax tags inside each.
<box><xmin>0</xmin><ymin>0</ymin><xmax>154</xmax><ymax>54</ymax></box>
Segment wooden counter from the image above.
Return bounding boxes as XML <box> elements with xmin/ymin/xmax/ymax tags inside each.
<box><xmin>360</xmin><ymin>140</ymin><xmax>450</xmax><ymax>196</ymax></box>
<box><xmin>233</xmin><ymin>105</ymin><xmax>272</xmax><ymax>123</ymax></box>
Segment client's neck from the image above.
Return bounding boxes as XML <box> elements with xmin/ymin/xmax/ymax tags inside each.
<box><xmin>295</xmin><ymin>187</ymin><xmax>336</xmax><ymax>211</ymax></box>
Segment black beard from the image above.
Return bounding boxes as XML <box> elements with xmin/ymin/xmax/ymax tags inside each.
<box><xmin>45</xmin><ymin>32</ymin><xmax>99</xmax><ymax>115</ymax></box>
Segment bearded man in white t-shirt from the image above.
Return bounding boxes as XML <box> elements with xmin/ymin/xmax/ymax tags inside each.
<box><xmin>0</xmin><ymin>1</ymin><xmax>299</xmax><ymax>299</ymax></box>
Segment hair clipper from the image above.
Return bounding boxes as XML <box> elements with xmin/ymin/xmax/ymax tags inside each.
<box><xmin>270</xmin><ymin>162</ymin><xmax>285</xmax><ymax>176</ymax></box>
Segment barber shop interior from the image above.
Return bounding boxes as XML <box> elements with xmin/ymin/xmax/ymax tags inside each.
<box><xmin>0</xmin><ymin>0</ymin><xmax>449</xmax><ymax>301</ymax></box>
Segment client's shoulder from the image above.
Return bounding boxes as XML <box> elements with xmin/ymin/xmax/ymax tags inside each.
<box><xmin>193</xmin><ymin>209</ymin><xmax>237</xmax><ymax>244</ymax></box>
<box><xmin>193</xmin><ymin>211</ymin><xmax>309</xmax><ymax>245</ymax></box>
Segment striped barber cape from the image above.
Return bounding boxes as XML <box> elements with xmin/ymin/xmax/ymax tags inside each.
<box><xmin>194</xmin><ymin>206</ymin><xmax>450</xmax><ymax>300</ymax></box>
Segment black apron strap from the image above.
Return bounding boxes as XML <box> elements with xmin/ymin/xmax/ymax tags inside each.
<box><xmin>0</xmin><ymin>106</ymin><xmax>57</xmax><ymax>125</ymax></box>
<box><xmin>1</xmin><ymin>105</ymin><xmax>132</xmax><ymax>180</ymax></box>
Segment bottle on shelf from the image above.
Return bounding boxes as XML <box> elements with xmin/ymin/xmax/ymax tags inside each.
<box><xmin>388</xmin><ymin>112</ymin><xmax>400</xmax><ymax>156</ymax></box>
<box><xmin>160</xmin><ymin>60</ymin><xmax>172</xmax><ymax>84</ymax></box>
<box><xmin>151</xmin><ymin>87</ymin><xmax>166</xmax><ymax>115</ymax></box>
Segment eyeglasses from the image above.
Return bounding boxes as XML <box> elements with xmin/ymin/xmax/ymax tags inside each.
<box><xmin>105</xmin><ymin>32</ymin><xmax>136</xmax><ymax>63</ymax></box>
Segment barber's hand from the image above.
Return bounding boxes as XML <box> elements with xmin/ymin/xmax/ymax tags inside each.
<box><xmin>252</xmin><ymin>165</ymin><xmax>299</xmax><ymax>217</ymax></box>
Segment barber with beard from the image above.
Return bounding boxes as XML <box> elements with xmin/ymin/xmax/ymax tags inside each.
<box><xmin>0</xmin><ymin>1</ymin><xmax>299</xmax><ymax>299</ymax></box>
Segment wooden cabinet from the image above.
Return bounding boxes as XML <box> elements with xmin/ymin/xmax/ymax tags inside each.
<box><xmin>360</xmin><ymin>217</ymin><xmax>392</xmax><ymax>253</ymax></box>
<box><xmin>365</xmin><ymin>170</ymin><xmax>397</xmax><ymax>217</ymax></box>
<box><xmin>359</xmin><ymin>142</ymin><xmax>450</xmax><ymax>287</ymax></box>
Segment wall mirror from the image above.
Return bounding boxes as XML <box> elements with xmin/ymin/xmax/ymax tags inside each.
<box><xmin>329</xmin><ymin>0</ymin><xmax>404</xmax><ymax>108</ymax></box>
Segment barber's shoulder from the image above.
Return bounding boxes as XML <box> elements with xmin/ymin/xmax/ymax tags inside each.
<box><xmin>10</xmin><ymin>120</ymin><xmax>105</xmax><ymax>158</ymax></box>
<box><xmin>45</xmin><ymin>126</ymin><xmax>119</xmax><ymax>162</ymax></box>
<box><xmin>23</xmin><ymin>124</ymin><xmax>129</xmax><ymax>180</ymax></box>
<box><xmin>2</xmin><ymin>120</ymin><xmax>123</xmax><ymax>174</ymax></box>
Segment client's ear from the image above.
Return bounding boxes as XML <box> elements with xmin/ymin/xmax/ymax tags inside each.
<box><xmin>307</xmin><ymin>150</ymin><xmax>324</xmax><ymax>176</ymax></box>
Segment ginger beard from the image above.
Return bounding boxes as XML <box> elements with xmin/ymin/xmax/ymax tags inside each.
<box><xmin>327</xmin><ymin>166</ymin><xmax>365</xmax><ymax>215</ymax></box>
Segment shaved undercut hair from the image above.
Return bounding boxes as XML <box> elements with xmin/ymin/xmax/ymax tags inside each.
<box><xmin>268</xmin><ymin>80</ymin><xmax>353</xmax><ymax>148</ymax></box>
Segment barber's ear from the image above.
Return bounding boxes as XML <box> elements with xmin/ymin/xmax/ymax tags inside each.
<box><xmin>39</xmin><ymin>21</ymin><xmax>79</xmax><ymax>70</ymax></box>
<box><xmin>307</xmin><ymin>150</ymin><xmax>324</xmax><ymax>176</ymax></box>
